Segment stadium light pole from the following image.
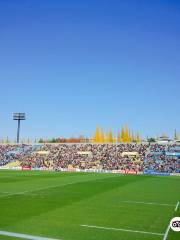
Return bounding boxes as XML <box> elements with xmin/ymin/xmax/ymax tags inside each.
<box><xmin>13</xmin><ymin>113</ymin><xmax>26</xmax><ymax>143</ymax></box>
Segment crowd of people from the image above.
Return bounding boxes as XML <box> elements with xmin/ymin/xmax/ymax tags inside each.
<box><xmin>0</xmin><ymin>143</ymin><xmax>179</xmax><ymax>173</ymax></box>
<box><xmin>144</xmin><ymin>144</ymin><xmax>180</xmax><ymax>173</ymax></box>
<box><xmin>38</xmin><ymin>144</ymin><xmax>148</xmax><ymax>171</ymax></box>
<box><xmin>144</xmin><ymin>153</ymin><xmax>179</xmax><ymax>173</ymax></box>
<box><xmin>0</xmin><ymin>145</ymin><xmax>20</xmax><ymax>166</ymax></box>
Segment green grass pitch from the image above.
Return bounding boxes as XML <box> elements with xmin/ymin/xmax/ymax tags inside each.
<box><xmin>0</xmin><ymin>170</ymin><xmax>179</xmax><ymax>240</ymax></box>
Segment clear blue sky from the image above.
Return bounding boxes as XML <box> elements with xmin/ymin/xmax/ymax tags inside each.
<box><xmin>0</xmin><ymin>0</ymin><xmax>179</xmax><ymax>140</ymax></box>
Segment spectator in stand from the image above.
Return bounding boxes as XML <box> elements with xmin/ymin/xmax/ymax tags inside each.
<box><xmin>0</xmin><ymin>143</ymin><xmax>179</xmax><ymax>173</ymax></box>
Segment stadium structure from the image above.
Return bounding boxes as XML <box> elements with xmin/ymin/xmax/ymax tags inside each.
<box><xmin>0</xmin><ymin>142</ymin><xmax>179</xmax><ymax>240</ymax></box>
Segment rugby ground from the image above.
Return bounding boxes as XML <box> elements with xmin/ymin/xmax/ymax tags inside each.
<box><xmin>0</xmin><ymin>170</ymin><xmax>179</xmax><ymax>240</ymax></box>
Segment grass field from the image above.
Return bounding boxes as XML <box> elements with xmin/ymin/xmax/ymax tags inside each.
<box><xmin>0</xmin><ymin>170</ymin><xmax>179</xmax><ymax>240</ymax></box>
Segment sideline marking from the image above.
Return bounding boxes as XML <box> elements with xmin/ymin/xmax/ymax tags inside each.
<box><xmin>123</xmin><ymin>200</ymin><xmax>174</xmax><ymax>207</ymax></box>
<box><xmin>0</xmin><ymin>230</ymin><xmax>59</xmax><ymax>240</ymax></box>
<box><xmin>81</xmin><ymin>224</ymin><xmax>163</xmax><ymax>236</ymax></box>
<box><xmin>174</xmin><ymin>201</ymin><xmax>179</xmax><ymax>212</ymax></box>
<box><xmin>163</xmin><ymin>223</ymin><xmax>171</xmax><ymax>240</ymax></box>
<box><xmin>163</xmin><ymin>201</ymin><xmax>179</xmax><ymax>240</ymax></box>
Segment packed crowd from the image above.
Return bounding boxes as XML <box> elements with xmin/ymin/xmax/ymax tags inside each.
<box><xmin>40</xmin><ymin>144</ymin><xmax>148</xmax><ymax>171</ymax></box>
<box><xmin>0</xmin><ymin>143</ymin><xmax>179</xmax><ymax>173</ymax></box>
<box><xmin>0</xmin><ymin>145</ymin><xmax>20</xmax><ymax>166</ymax></box>
<box><xmin>144</xmin><ymin>153</ymin><xmax>180</xmax><ymax>173</ymax></box>
<box><xmin>144</xmin><ymin>144</ymin><xmax>180</xmax><ymax>173</ymax></box>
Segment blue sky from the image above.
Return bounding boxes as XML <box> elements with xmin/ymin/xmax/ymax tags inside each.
<box><xmin>0</xmin><ymin>0</ymin><xmax>179</xmax><ymax>140</ymax></box>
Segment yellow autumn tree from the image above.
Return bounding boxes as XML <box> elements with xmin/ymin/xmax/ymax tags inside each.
<box><xmin>94</xmin><ymin>126</ymin><xmax>101</xmax><ymax>143</ymax></box>
<box><xmin>101</xmin><ymin>128</ymin><xmax>105</xmax><ymax>143</ymax></box>
<box><xmin>121</xmin><ymin>126</ymin><xmax>125</xmax><ymax>142</ymax></box>
<box><xmin>109</xmin><ymin>128</ymin><xmax>114</xmax><ymax>143</ymax></box>
<box><xmin>113</xmin><ymin>133</ymin><xmax>117</xmax><ymax>143</ymax></box>
<box><xmin>131</xmin><ymin>131</ymin><xmax>135</xmax><ymax>142</ymax></box>
<box><xmin>93</xmin><ymin>125</ymin><xmax>143</xmax><ymax>143</ymax></box>
<box><xmin>136</xmin><ymin>132</ymin><xmax>141</xmax><ymax>143</ymax></box>
<box><xmin>129</xmin><ymin>130</ymin><xmax>132</xmax><ymax>142</ymax></box>
<box><xmin>105</xmin><ymin>130</ymin><xmax>109</xmax><ymax>143</ymax></box>
<box><xmin>117</xmin><ymin>130</ymin><xmax>121</xmax><ymax>143</ymax></box>
<box><xmin>124</xmin><ymin>125</ymin><xmax>130</xmax><ymax>142</ymax></box>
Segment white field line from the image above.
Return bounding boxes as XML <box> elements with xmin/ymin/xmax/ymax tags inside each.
<box><xmin>0</xmin><ymin>174</ymin><xmax>120</xmax><ymax>198</ymax></box>
<box><xmin>162</xmin><ymin>201</ymin><xmax>179</xmax><ymax>240</ymax></box>
<box><xmin>0</xmin><ymin>191</ymin><xmax>29</xmax><ymax>197</ymax></box>
<box><xmin>2</xmin><ymin>189</ymin><xmax>175</xmax><ymax>211</ymax></box>
<box><xmin>123</xmin><ymin>200</ymin><xmax>174</xmax><ymax>207</ymax></box>
<box><xmin>81</xmin><ymin>224</ymin><xmax>163</xmax><ymax>236</ymax></box>
<box><xmin>163</xmin><ymin>223</ymin><xmax>171</xmax><ymax>240</ymax></box>
<box><xmin>0</xmin><ymin>230</ymin><xmax>59</xmax><ymax>240</ymax></box>
<box><xmin>174</xmin><ymin>201</ymin><xmax>179</xmax><ymax>211</ymax></box>
<box><xmin>0</xmin><ymin>181</ymin><xmax>83</xmax><ymax>198</ymax></box>
<box><xmin>0</xmin><ymin>191</ymin><xmax>12</xmax><ymax>194</ymax></box>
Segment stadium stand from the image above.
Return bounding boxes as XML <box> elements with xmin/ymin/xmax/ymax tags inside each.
<box><xmin>0</xmin><ymin>143</ymin><xmax>179</xmax><ymax>173</ymax></box>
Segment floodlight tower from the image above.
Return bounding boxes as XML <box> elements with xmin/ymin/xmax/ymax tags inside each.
<box><xmin>13</xmin><ymin>113</ymin><xmax>26</xmax><ymax>143</ymax></box>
